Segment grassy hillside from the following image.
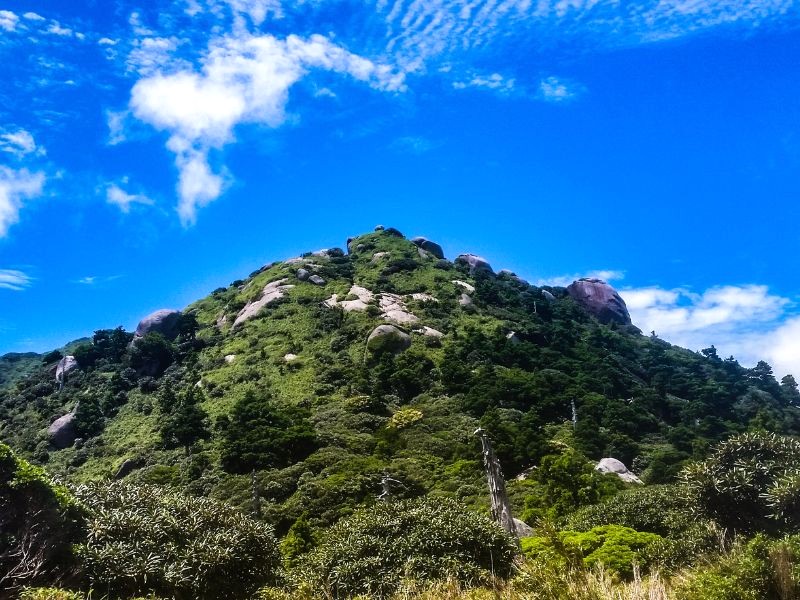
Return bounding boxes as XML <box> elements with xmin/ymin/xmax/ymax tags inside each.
<box><xmin>1</xmin><ymin>227</ymin><xmax>798</xmax><ymax>535</ymax></box>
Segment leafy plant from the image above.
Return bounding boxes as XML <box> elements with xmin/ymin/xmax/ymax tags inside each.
<box><xmin>298</xmin><ymin>496</ymin><xmax>517</xmax><ymax>598</ymax></box>
<box><xmin>680</xmin><ymin>432</ymin><xmax>800</xmax><ymax>533</ymax></box>
<box><xmin>73</xmin><ymin>482</ymin><xmax>280</xmax><ymax>599</ymax></box>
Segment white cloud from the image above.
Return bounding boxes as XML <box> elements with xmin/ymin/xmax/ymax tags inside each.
<box><xmin>106</xmin><ymin>182</ymin><xmax>154</xmax><ymax>213</ymax></box>
<box><xmin>106</xmin><ymin>110</ymin><xmax>128</xmax><ymax>145</ymax></box>
<box><xmin>538</xmin><ymin>76</ymin><xmax>583</xmax><ymax>102</ymax></box>
<box><xmin>46</xmin><ymin>22</ymin><xmax>74</xmax><ymax>37</ymax></box>
<box><xmin>224</xmin><ymin>0</ymin><xmax>283</xmax><ymax>24</ymax></box>
<box><xmin>98</xmin><ymin>37</ymin><xmax>119</xmax><ymax>46</ymax></box>
<box><xmin>129</xmin><ymin>31</ymin><xmax>405</xmax><ymax>224</ymax></box>
<box><xmin>0</xmin><ymin>167</ymin><xmax>45</xmax><ymax>237</ymax></box>
<box><xmin>0</xmin><ymin>9</ymin><xmax>18</xmax><ymax>31</ymax></box>
<box><xmin>0</xmin><ymin>129</ymin><xmax>42</xmax><ymax>158</ymax></box>
<box><xmin>22</xmin><ymin>12</ymin><xmax>45</xmax><ymax>21</ymax></box>
<box><xmin>453</xmin><ymin>72</ymin><xmax>515</xmax><ymax>93</ymax></box>
<box><xmin>535</xmin><ymin>269</ymin><xmax>625</xmax><ymax>288</ymax></box>
<box><xmin>622</xmin><ymin>284</ymin><xmax>800</xmax><ymax>377</ymax></box>
<box><xmin>0</xmin><ymin>269</ymin><xmax>32</xmax><ymax>291</ymax></box>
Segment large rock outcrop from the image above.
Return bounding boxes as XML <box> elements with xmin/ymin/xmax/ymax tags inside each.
<box><xmin>233</xmin><ymin>279</ymin><xmax>294</xmax><ymax>327</ymax></box>
<box><xmin>55</xmin><ymin>355</ymin><xmax>78</xmax><ymax>385</ymax></box>
<box><xmin>367</xmin><ymin>325</ymin><xmax>411</xmax><ymax>354</ymax></box>
<box><xmin>411</xmin><ymin>237</ymin><xmax>445</xmax><ymax>259</ymax></box>
<box><xmin>48</xmin><ymin>407</ymin><xmax>78</xmax><ymax>449</ymax></box>
<box><xmin>595</xmin><ymin>458</ymin><xmax>642</xmax><ymax>484</ymax></box>
<box><xmin>566</xmin><ymin>279</ymin><xmax>631</xmax><ymax>325</ymax></box>
<box><xmin>134</xmin><ymin>309</ymin><xmax>182</xmax><ymax>340</ymax></box>
<box><xmin>455</xmin><ymin>254</ymin><xmax>494</xmax><ymax>275</ymax></box>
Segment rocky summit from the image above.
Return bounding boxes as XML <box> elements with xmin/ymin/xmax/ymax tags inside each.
<box><xmin>1</xmin><ymin>226</ymin><xmax>799</xmax><ymax>600</ymax></box>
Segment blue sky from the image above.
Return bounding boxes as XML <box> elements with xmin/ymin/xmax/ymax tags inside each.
<box><xmin>0</xmin><ymin>0</ymin><xmax>799</xmax><ymax>377</ymax></box>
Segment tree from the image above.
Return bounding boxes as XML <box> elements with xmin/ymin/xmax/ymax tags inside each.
<box><xmin>220</xmin><ymin>389</ymin><xmax>316</xmax><ymax>473</ymax></box>
<box><xmin>159</xmin><ymin>387</ymin><xmax>210</xmax><ymax>451</ymax></box>
<box><xmin>681</xmin><ymin>432</ymin><xmax>800</xmax><ymax>533</ymax></box>
<box><xmin>128</xmin><ymin>332</ymin><xmax>174</xmax><ymax>377</ymax></box>
<box><xmin>780</xmin><ymin>374</ymin><xmax>800</xmax><ymax>406</ymax></box>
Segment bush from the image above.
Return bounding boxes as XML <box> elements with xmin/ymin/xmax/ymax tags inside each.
<box><xmin>73</xmin><ymin>482</ymin><xmax>280</xmax><ymax>599</ymax></box>
<box><xmin>681</xmin><ymin>432</ymin><xmax>800</xmax><ymax>533</ymax></box>
<box><xmin>521</xmin><ymin>524</ymin><xmax>662</xmax><ymax>578</ymax></box>
<box><xmin>565</xmin><ymin>484</ymin><xmax>694</xmax><ymax>537</ymax></box>
<box><xmin>673</xmin><ymin>534</ymin><xmax>800</xmax><ymax>600</ymax></box>
<box><xmin>298</xmin><ymin>497</ymin><xmax>517</xmax><ymax>598</ymax></box>
<box><xmin>19</xmin><ymin>588</ymin><xmax>84</xmax><ymax>600</ymax></box>
<box><xmin>0</xmin><ymin>443</ymin><xmax>85</xmax><ymax>593</ymax></box>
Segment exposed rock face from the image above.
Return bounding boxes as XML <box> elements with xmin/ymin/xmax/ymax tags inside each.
<box><xmin>311</xmin><ymin>248</ymin><xmax>345</xmax><ymax>258</ymax></box>
<box><xmin>455</xmin><ymin>254</ymin><xmax>494</xmax><ymax>275</ymax></box>
<box><xmin>566</xmin><ymin>278</ymin><xmax>631</xmax><ymax>325</ymax></box>
<box><xmin>371</xmin><ymin>252</ymin><xmax>390</xmax><ymax>263</ymax></box>
<box><xmin>513</xmin><ymin>518</ymin><xmax>534</xmax><ymax>538</ymax></box>
<box><xmin>452</xmin><ymin>280</ymin><xmax>475</xmax><ymax>294</ymax></box>
<box><xmin>296</xmin><ymin>268</ymin><xmax>310</xmax><ymax>281</ymax></box>
<box><xmin>233</xmin><ymin>279</ymin><xmax>294</xmax><ymax>327</ymax></box>
<box><xmin>55</xmin><ymin>355</ymin><xmax>78</xmax><ymax>385</ymax></box>
<box><xmin>284</xmin><ymin>353</ymin><xmax>298</xmax><ymax>362</ymax></box>
<box><xmin>325</xmin><ymin>285</ymin><xmax>374</xmax><ymax>312</ymax></box>
<box><xmin>542</xmin><ymin>290</ymin><xmax>556</xmax><ymax>302</ymax></box>
<box><xmin>414</xmin><ymin>326</ymin><xmax>444</xmax><ymax>338</ymax></box>
<box><xmin>114</xmin><ymin>458</ymin><xmax>143</xmax><ymax>480</ymax></box>
<box><xmin>409</xmin><ymin>293</ymin><xmax>437</xmax><ymax>303</ymax></box>
<box><xmin>459</xmin><ymin>293</ymin><xmax>473</xmax><ymax>307</ymax></box>
<box><xmin>48</xmin><ymin>408</ymin><xmax>77</xmax><ymax>449</ymax></box>
<box><xmin>499</xmin><ymin>269</ymin><xmax>528</xmax><ymax>285</ymax></box>
<box><xmin>379</xmin><ymin>294</ymin><xmax>419</xmax><ymax>324</ymax></box>
<box><xmin>411</xmin><ymin>237</ymin><xmax>445</xmax><ymax>259</ymax></box>
<box><xmin>367</xmin><ymin>325</ymin><xmax>412</xmax><ymax>354</ymax></box>
<box><xmin>595</xmin><ymin>458</ymin><xmax>643</xmax><ymax>484</ymax></box>
<box><xmin>308</xmin><ymin>275</ymin><xmax>326</xmax><ymax>286</ymax></box>
<box><xmin>384</xmin><ymin>227</ymin><xmax>404</xmax><ymax>238</ymax></box>
<box><xmin>224</xmin><ymin>354</ymin><xmax>236</xmax><ymax>363</ymax></box>
<box><xmin>506</xmin><ymin>332</ymin><xmax>521</xmax><ymax>344</ymax></box>
<box><xmin>134</xmin><ymin>309</ymin><xmax>182</xmax><ymax>340</ymax></box>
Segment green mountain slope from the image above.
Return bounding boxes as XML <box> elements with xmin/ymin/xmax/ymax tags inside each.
<box><xmin>1</xmin><ymin>227</ymin><xmax>798</xmax><ymax>532</ymax></box>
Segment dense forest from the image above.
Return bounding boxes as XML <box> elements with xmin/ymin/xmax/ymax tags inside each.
<box><xmin>2</xmin><ymin>227</ymin><xmax>800</xmax><ymax>599</ymax></box>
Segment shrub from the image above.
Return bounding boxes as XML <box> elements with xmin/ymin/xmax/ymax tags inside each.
<box><xmin>298</xmin><ymin>497</ymin><xmax>517</xmax><ymax>598</ymax></box>
<box><xmin>73</xmin><ymin>482</ymin><xmax>280</xmax><ymax>599</ymax></box>
<box><xmin>0</xmin><ymin>443</ymin><xmax>85</xmax><ymax>593</ymax></box>
<box><xmin>521</xmin><ymin>524</ymin><xmax>662</xmax><ymax>578</ymax></box>
<box><xmin>673</xmin><ymin>535</ymin><xmax>800</xmax><ymax>600</ymax></box>
<box><xmin>680</xmin><ymin>432</ymin><xmax>800</xmax><ymax>533</ymax></box>
<box><xmin>19</xmin><ymin>588</ymin><xmax>84</xmax><ymax>600</ymax></box>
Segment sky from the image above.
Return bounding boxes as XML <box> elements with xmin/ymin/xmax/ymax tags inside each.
<box><xmin>0</xmin><ymin>0</ymin><xmax>799</xmax><ymax>378</ymax></box>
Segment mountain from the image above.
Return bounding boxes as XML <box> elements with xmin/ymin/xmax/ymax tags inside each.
<box><xmin>1</xmin><ymin>226</ymin><xmax>798</xmax><ymax>532</ymax></box>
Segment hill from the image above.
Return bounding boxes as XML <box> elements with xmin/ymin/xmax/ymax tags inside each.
<box><xmin>1</xmin><ymin>226</ymin><xmax>798</xmax><ymax>534</ymax></box>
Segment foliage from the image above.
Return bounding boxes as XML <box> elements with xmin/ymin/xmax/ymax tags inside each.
<box><xmin>298</xmin><ymin>496</ymin><xmax>518</xmax><ymax>598</ymax></box>
<box><xmin>73</xmin><ymin>481</ymin><xmax>280</xmax><ymax>599</ymax></box>
<box><xmin>159</xmin><ymin>385</ymin><xmax>210</xmax><ymax>450</ymax></box>
<box><xmin>0</xmin><ymin>442</ymin><xmax>85</xmax><ymax>593</ymax></box>
<box><xmin>522</xmin><ymin>447</ymin><xmax>622</xmax><ymax>521</ymax></box>
<box><xmin>219</xmin><ymin>388</ymin><xmax>316</xmax><ymax>473</ymax></box>
<box><xmin>681</xmin><ymin>432</ymin><xmax>800</xmax><ymax>533</ymax></box>
<box><xmin>521</xmin><ymin>524</ymin><xmax>662</xmax><ymax>578</ymax></box>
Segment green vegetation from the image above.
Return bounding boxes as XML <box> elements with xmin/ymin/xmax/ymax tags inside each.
<box><xmin>1</xmin><ymin>227</ymin><xmax>800</xmax><ymax>598</ymax></box>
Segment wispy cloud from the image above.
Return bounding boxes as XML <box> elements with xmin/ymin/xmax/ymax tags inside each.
<box><xmin>128</xmin><ymin>30</ymin><xmax>405</xmax><ymax>224</ymax></box>
<box><xmin>0</xmin><ymin>129</ymin><xmax>44</xmax><ymax>158</ymax></box>
<box><xmin>391</xmin><ymin>135</ymin><xmax>438</xmax><ymax>154</ymax></box>
<box><xmin>0</xmin><ymin>167</ymin><xmax>45</xmax><ymax>237</ymax></box>
<box><xmin>535</xmin><ymin>269</ymin><xmax>626</xmax><ymax>288</ymax></box>
<box><xmin>75</xmin><ymin>274</ymin><xmax>122</xmax><ymax>285</ymax></box>
<box><xmin>0</xmin><ymin>269</ymin><xmax>33</xmax><ymax>291</ymax></box>
<box><xmin>0</xmin><ymin>10</ymin><xmax>18</xmax><ymax>32</ymax></box>
<box><xmin>453</xmin><ymin>72</ymin><xmax>516</xmax><ymax>94</ymax></box>
<box><xmin>622</xmin><ymin>284</ymin><xmax>800</xmax><ymax>377</ymax></box>
<box><xmin>106</xmin><ymin>181</ymin><xmax>155</xmax><ymax>213</ymax></box>
<box><xmin>538</xmin><ymin>76</ymin><xmax>584</xmax><ymax>103</ymax></box>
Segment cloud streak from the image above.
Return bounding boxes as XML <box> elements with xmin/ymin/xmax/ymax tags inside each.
<box><xmin>0</xmin><ymin>269</ymin><xmax>32</xmax><ymax>291</ymax></box>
